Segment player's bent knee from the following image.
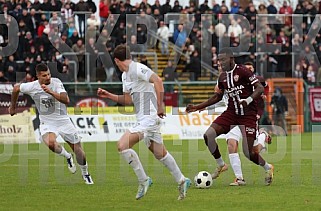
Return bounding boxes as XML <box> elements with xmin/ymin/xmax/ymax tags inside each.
<box><xmin>117</xmin><ymin>141</ymin><xmax>129</xmax><ymax>152</ymax></box>
<box><xmin>227</xmin><ymin>140</ymin><xmax>238</xmax><ymax>153</ymax></box>
<box><xmin>253</xmin><ymin>146</ymin><xmax>260</xmax><ymax>154</ymax></box>
<box><xmin>203</xmin><ymin>134</ymin><xmax>209</xmax><ymax>146</ymax></box>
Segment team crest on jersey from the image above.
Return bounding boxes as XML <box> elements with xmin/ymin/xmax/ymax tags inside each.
<box><xmin>233</xmin><ymin>75</ymin><xmax>239</xmax><ymax>82</ymax></box>
<box><xmin>141</xmin><ymin>68</ymin><xmax>148</xmax><ymax>74</ymax></box>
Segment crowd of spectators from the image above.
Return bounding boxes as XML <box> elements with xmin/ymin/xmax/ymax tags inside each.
<box><xmin>0</xmin><ymin>0</ymin><xmax>321</xmax><ymax>84</ymax></box>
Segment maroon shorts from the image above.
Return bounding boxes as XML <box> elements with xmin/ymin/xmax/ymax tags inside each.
<box><xmin>214</xmin><ymin>110</ymin><xmax>258</xmax><ymax>138</ymax></box>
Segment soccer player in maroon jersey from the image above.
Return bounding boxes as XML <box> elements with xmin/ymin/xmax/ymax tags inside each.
<box><xmin>224</xmin><ymin>62</ymin><xmax>273</xmax><ymax>186</ymax></box>
<box><xmin>185</xmin><ymin>49</ymin><xmax>274</xmax><ymax>185</ymax></box>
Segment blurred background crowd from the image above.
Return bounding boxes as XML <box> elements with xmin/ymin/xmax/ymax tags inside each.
<box><xmin>0</xmin><ymin>0</ymin><xmax>321</xmax><ymax>84</ymax></box>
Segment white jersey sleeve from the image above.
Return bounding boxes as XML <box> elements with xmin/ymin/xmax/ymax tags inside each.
<box><xmin>20</xmin><ymin>81</ymin><xmax>36</xmax><ymax>95</ymax></box>
<box><xmin>52</xmin><ymin>78</ymin><xmax>66</xmax><ymax>93</ymax></box>
<box><xmin>137</xmin><ymin>65</ymin><xmax>154</xmax><ymax>82</ymax></box>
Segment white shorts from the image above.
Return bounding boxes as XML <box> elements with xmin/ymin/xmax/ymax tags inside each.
<box><xmin>39</xmin><ymin>120</ymin><xmax>80</xmax><ymax>144</ymax></box>
<box><xmin>225</xmin><ymin>126</ymin><xmax>243</xmax><ymax>142</ymax></box>
<box><xmin>225</xmin><ymin>126</ymin><xmax>262</xmax><ymax>147</ymax></box>
<box><xmin>129</xmin><ymin>118</ymin><xmax>163</xmax><ymax>147</ymax></box>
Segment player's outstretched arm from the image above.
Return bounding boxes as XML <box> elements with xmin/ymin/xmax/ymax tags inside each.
<box><xmin>41</xmin><ymin>84</ymin><xmax>70</xmax><ymax>105</ymax></box>
<box><xmin>149</xmin><ymin>73</ymin><xmax>165</xmax><ymax>118</ymax></box>
<box><xmin>9</xmin><ymin>84</ymin><xmax>21</xmax><ymax>116</ymax></box>
<box><xmin>97</xmin><ymin>88</ymin><xmax>132</xmax><ymax>105</ymax></box>
<box><xmin>186</xmin><ymin>92</ymin><xmax>223</xmax><ymax>113</ymax></box>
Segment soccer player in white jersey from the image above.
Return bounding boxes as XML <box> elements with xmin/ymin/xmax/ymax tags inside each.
<box><xmin>97</xmin><ymin>44</ymin><xmax>190</xmax><ymax>200</ymax></box>
<box><xmin>9</xmin><ymin>63</ymin><xmax>94</xmax><ymax>185</ymax></box>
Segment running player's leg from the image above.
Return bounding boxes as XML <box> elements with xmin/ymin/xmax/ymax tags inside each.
<box><xmin>240</xmin><ymin>119</ymin><xmax>274</xmax><ymax>185</ymax></box>
<box><xmin>226</xmin><ymin>126</ymin><xmax>245</xmax><ymax>186</ymax></box>
<box><xmin>206</xmin><ymin>112</ymin><xmax>234</xmax><ymax>179</ymax></box>
<box><xmin>66</xmin><ymin>141</ymin><xmax>94</xmax><ymax>184</ymax></box>
<box><xmin>41</xmin><ymin>125</ymin><xmax>74</xmax><ymax>173</ymax></box>
<box><xmin>59</xmin><ymin>122</ymin><xmax>93</xmax><ymax>182</ymax></box>
<box><xmin>118</xmin><ymin>130</ymin><xmax>151</xmax><ymax>199</ymax></box>
<box><xmin>148</xmin><ymin>139</ymin><xmax>190</xmax><ymax>200</ymax></box>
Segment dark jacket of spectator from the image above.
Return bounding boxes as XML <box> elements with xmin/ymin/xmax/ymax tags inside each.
<box><xmin>87</xmin><ymin>0</ymin><xmax>97</xmax><ymax>13</ymax></box>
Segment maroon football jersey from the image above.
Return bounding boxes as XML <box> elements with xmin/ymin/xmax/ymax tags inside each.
<box><xmin>218</xmin><ymin>64</ymin><xmax>259</xmax><ymax>116</ymax></box>
<box><xmin>255</xmin><ymin>75</ymin><xmax>268</xmax><ymax>117</ymax></box>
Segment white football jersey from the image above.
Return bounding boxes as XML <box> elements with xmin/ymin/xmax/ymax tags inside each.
<box><xmin>20</xmin><ymin>78</ymin><xmax>70</xmax><ymax>124</ymax></box>
<box><xmin>122</xmin><ymin>61</ymin><xmax>158</xmax><ymax>122</ymax></box>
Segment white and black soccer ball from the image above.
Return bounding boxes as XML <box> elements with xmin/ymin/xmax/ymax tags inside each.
<box><xmin>194</xmin><ymin>171</ymin><xmax>213</xmax><ymax>189</ymax></box>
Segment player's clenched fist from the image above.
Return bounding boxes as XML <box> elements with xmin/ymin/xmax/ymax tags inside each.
<box><xmin>97</xmin><ymin>88</ymin><xmax>110</xmax><ymax>98</ymax></box>
<box><xmin>41</xmin><ymin>84</ymin><xmax>52</xmax><ymax>94</ymax></box>
<box><xmin>239</xmin><ymin>96</ymin><xmax>253</xmax><ymax>108</ymax></box>
<box><xmin>185</xmin><ymin>104</ymin><xmax>198</xmax><ymax>113</ymax></box>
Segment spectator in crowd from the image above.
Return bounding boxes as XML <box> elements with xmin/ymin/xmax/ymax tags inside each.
<box><xmin>162</xmin><ymin>60</ymin><xmax>176</xmax><ymax>82</ymax></box>
<box><xmin>279</xmin><ymin>0</ymin><xmax>293</xmax><ymax>26</ymax></box>
<box><xmin>0</xmin><ymin>0</ymin><xmax>321</xmax><ymax>85</ymax></box>
<box><xmin>270</xmin><ymin>87</ymin><xmax>288</xmax><ymax>135</ymax></box>
<box><xmin>212</xmin><ymin>0</ymin><xmax>221</xmax><ymax>14</ymax></box>
<box><xmin>72</xmin><ymin>39</ymin><xmax>85</xmax><ymax>80</ymax></box>
<box><xmin>61</xmin><ymin>3</ymin><xmax>74</xmax><ymax>25</ymax></box>
<box><xmin>140</xmin><ymin>55</ymin><xmax>151</xmax><ymax>69</ymax></box>
<box><xmin>199</xmin><ymin>0</ymin><xmax>210</xmax><ymax>13</ymax></box>
<box><xmin>86</xmin><ymin>37</ymin><xmax>99</xmax><ymax>81</ymax></box>
<box><xmin>114</xmin><ymin>21</ymin><xmax>126</xmax><ymax>46</ymax></box>
<box><xmin>228</xmin><ymin>18</ymin><xmax>242</xmax><ymax>37</ymax></box>
<box><xmin>267</xmin><ymin>0</ymin><xmax>278</xmax><ymax>14</ymax></box>
<box><xmin>21</xmin><ymin>56</ymin><xmax>36</xmax><ymax>78</ymax></box>
<box><xmin>87</xmin><ymin>0</ymin><xmax>97</xmax><ymax>14</ymax></box>
<box><xmin>75</xmin><ymin>0</ymin><xmax>89</xmax><ymax>37</ymax></box>
<box><xmin>157</xmin><ymin>21</ymin><xmax>169</xmax><ymax>55</ymax></box>
<box><xmin>161</xmin><ymin>0</ymin><xmax>171</xmax><ymax>14</ymax></box>
<box><xmin>184</xmin><ymin>50</ymin><xmax>201</xmax><ymax>81</ymax></box>
<box><xmin>307</xmin><ymin>65</ymin><xmax>316</xmax><ymax>84</ymax></box>
<box><xmin>0</xmin><ymin>70</ymin><xmax>9</xmax><ymax>83</ymax></box>
<box><xmin>86</xmin><ymin>23</ymin><xmax>98</xmax><ymax>41</ymax></box>
<box><xmin>230</xmin><ymin>0</ymin><xmax>239</xmax><ymax>14</ymax></box>
<box><xmin>99</xmin><ymin>0</ymin><xmax>109</xmax><ymax>29</ymax></box>
<box><xmin>5</xmin><ymin>55</ymin><xmax>17</xmax><ymax>82</ymax></box>
<box><xmin>69</xmin><ymin>29</ymin><xmax>79</xmax><ymax>44</ymax></box>
<box><xmin>173</xmin><ymin>24</ymin><xmax>187</xmax><ymax>48</ymax></box>
<box><xmin>172</xmin><ymin>0</ymin><xmax>182</xmax><ymax>13</ymax></box>
<box><xmin>87</xmin><ymin>13</ymin><xmax>100</xmax><ymax>29</ymax></box>
<box><xmin>49</xmin><ymin>12</ymin><xmax>63</xmax><ymax>33</ymax></box>
<box><xmin>128</xmin><ymin>35</ymin><xmax>141</xmax><ymax>53</ymax></box>
<box><xmin>29</xmin><ymin>9</ymin><xmax>38</xmax><ymax>38</ymax></box>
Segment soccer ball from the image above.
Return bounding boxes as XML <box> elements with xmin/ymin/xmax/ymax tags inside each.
<box><xmin>194</xmin><ymin>171</ymin><xmax>213</xmax><ymax>189</ymax></box>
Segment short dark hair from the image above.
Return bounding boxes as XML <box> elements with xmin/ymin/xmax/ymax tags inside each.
<box><xmin>219</xmin><ymin>48</ymin><xmax>234</xmax><ymax>57</ymax></box>
<box><xmin>35</xmin><ymin>63</ymin><xmax>49</xmax><ymax>73</ymax></box>
<box><xmin>114</xmin><ymin>44</ymin><xmax>131</xmax><ymax>61</ymax></box>
<box><xmin>244</xmin><ymin>61</ymin><xmax>254</xmax><ymax>66</ymax></box>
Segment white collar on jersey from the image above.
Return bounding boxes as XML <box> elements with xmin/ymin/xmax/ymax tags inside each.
<box><xmin>226</xmin><ymin>64</ymin><xmax>237</xmax><ymax>73</ymax></box>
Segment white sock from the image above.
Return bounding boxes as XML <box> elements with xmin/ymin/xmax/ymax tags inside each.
<box><xmin>229</xmin><ymin>153</ymin><xmax>243</xmax><ymax>180</ymax></box>
<box><xmin>263</xmin><ymin>162</ymin><xmax>271</xmax><ymax>171</ymax></box>
<box><xmin>79</xmin><ymin>162</ymin><xmax>89</xmax><ymax>175</ymax></box>
<box><xmin>120</xmin><ymin>149</ymin><xmax>148</xmax><ymax>183</ymax></box>
<box><xmin>216</xmin><ymin>157</ymin><xmax>225</xmax><ymax>167</ymax></box>
<box><xmin>159</xmin><ymin>152</ymin><xmax>185</xmax><ymax>183</ymax></box>
<box><xmin>257</xmin><ymin>133</ymin><xmax>266</xmax><ymax>149</ymax></box>
<box><xmin>59</xmin><ymin>146</ymin><xmax>71</xmax><ymax>159</ymax></box>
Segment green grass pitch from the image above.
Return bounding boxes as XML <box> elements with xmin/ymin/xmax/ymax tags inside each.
<box><xmin>0</xmin><ymin>133</ymin><xmax>320</xmax><ymax>210</ymax></box>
